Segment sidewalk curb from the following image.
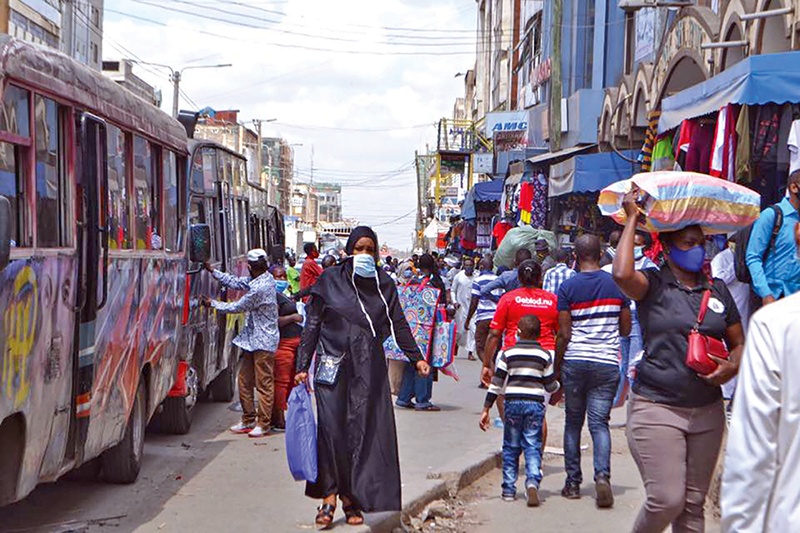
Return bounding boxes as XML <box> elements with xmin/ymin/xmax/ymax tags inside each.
<box><xmin>368</xmin><ymin>451</ymin><xmax>502</xmax><ymax>533</ymax></box>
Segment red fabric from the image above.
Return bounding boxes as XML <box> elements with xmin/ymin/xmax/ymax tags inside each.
<box><xmin>519</xmin><ymin>182</ymin><xmax>534</xmax><ymax>212</ymax></box>
<box><xmin>300</xmin><ymin>257</ymin><xmax>323</xmax><ymax>290</ymax></box>
<box><xmin>273</xmin><ymin>337</ymin><xmax>300</xmax><ymax>412</ymax></box>
<box><xmin>489</xmin><ymin>287</ymin><xmax>558</xmax><ymax>350</ymax></box>
<box><xmin>723</xmin><ymin>105</ymin><xmax>739</xmax><ymax>181</ymax></box>
<box><xmin>492</xmin><ymin>221</ymin><xmax>513</xmax><ymax>247</ymax></box>
<box><xmin>645</xmin><ymin>233</ymin><xmax>662</xmax><ymax>262</ymax></box>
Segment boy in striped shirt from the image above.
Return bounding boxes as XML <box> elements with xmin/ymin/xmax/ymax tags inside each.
<box><xmin>480</xmin><ymin>314</ymin><xmax>560</xmax><ymax>507</ymax></box>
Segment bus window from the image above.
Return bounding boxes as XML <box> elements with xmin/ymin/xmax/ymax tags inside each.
<box><xmin>107</xmin><ymin>124</ymin><xmax>130</xmax><ymax>249</ymax></box>
<box><xmin>190</xmin><ymin>149</ymin><xmax>204</xmax><ymax>192</ymax></box>
<box><xmin>163</xmin><ymin>150</ymin><xmax>179</xmax><ymax>252</ymax></box>
<box><xmin>202</xmin><ymin>148</ymin><xmax>216</xmax><ymax>192</ymax></box>
<box><xmin>34</xmin><ymin>95</ymin><xmax>69</xmax><ymax>248</ymax></box>
<box><xmin>0</xmin><ymin>142</ymin><xmax>29</xmax><ymax>247</ymax></box>
<box><xmin>0</xmin><ymin>84</ymin><xmax>31</xmax><ymax>137</ymax></box>
<box><xmin>133</xmin><ymin>135</ymin><xmax>157</xmax><ymax>250</ymax></box>
<box><xmin>238</xmin><ymin>199</ymin><xmax>249</xmax><ymax>254</ymax></box>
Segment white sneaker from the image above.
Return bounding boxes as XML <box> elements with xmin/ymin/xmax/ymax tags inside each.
<box><xmin>230</xmin><ymin>422</ymin><xmax>255</xmax><ymax>434</ymax></box>
<box><xmin>248</xmin><ymin>426</ymin><xmax>270</xmax><ymax>438</ymax></box>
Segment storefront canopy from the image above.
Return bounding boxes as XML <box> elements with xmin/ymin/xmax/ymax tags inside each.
<box><xmin>527</xmin><ymin>144</ymin><xmax>596</xmax><ymax>166</ymax></box>
<box><xmin>659</xmin><ymin>51</ymin><xmax>800</xmax><ymax>133</ymax></box>
<box><xmin>549</xmin><ymin>150</ymin><xmax>638</xmax><ymax>198</ymax></box>
<box><xmin>473</xmin><ymin>178</ymin><xmax>505</xmax><ymax>203</ymax></box>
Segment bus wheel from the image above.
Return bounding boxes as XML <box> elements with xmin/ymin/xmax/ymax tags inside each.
<box><xmin>159</xmin><ymin>366</ymin><xmax>198</xmax><ymax>435</ymax></box>
<box><xmin>211</xmin><ymin>348</ymin><xmax>238</xmax><ymax>403</ymax></box>
<box><xmin>102</xmin><ymin>379</ymin><xmax>146</xmax><ymax>484</ymax></box>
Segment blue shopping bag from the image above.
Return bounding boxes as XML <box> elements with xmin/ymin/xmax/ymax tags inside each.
<box><xmin>285</xmin><ymin>385</ymin><xmax>318</xmax><ymax>482</ymax></box>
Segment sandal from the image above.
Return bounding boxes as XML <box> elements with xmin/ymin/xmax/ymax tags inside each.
<box><xmin>343</xmin><ymin>505</ymin><xmax>364</xmax><ymax>526</ymax></box>
<box><xmin>315</xmin><ymin>503</ymin><xmax>336</xmax><ymax>530</ymax></box>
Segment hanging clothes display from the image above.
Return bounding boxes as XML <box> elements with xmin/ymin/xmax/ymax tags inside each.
<box><xmin>735</xmin><ymin>104</ymin><xmax>751</xmax><ymax>182</ymax></box>
<box><xmin>492</xmin><ymin>219</ymin><xmax>513</xmax><ymax>248</ymax></box>
<box><xmin>640</xmin><ymin>110</ymin><xmax>661</xmax><ymax>172</ymax></box>
<box><xmin>651</xmin><ymin>134</ymin><xmax>675</xmax><ymax>171</ymax></box>
<box><xmin>476</xmin><ymin>213</ymin><xmax>493</xmax><ymax>249</ymax></box>
<box><xmin>531</xmin><ymin>172</ymin><xmax>548</xmax><ymax>229</ymax></box>
<box><xmin>518</xmin><ymin>181</ymin><xmax>534</xmax><ymax>225</ymax></box>
<box><xmin>685</xmin><ymin>120</ymin><xmax>715</xmax><ymax>174</ymax></box>
<box><xmin>674</xmin><ymin>119</ymin><xmax>697</xmax><ymax>170</ymax></box>
<box><xmin>788</xmin><ymin>117</ymin><xmax>800</xmax><ymax>175</ymax></box>
<box><xmin>709</xmin><ymin>105</ymin><xmax>739</xmax><ymax>181</ymax></box>
<box><xmin>752</xmin><ymin>104</ymin><xmax>781</xmax><ymax>165</ymax></box>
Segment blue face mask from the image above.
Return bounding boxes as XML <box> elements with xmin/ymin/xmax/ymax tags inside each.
<box><xmin>668</xmin><ymin>244</ymin><xmax>706</xmax><ymax>273</ymax></box>
<box><xmin>353</xmin><ymin>254</ymin><xmax>377</xmax><ymax>278</ymax></box>
<box><xmin>275</xmin><ymin>280</ymin><xmax>289</xmax><ymax>293</ymax></box>
<box><xmin>634</xmin><ymin>246</ymin><xmax>645</xmax><ymax>261</ymax></box>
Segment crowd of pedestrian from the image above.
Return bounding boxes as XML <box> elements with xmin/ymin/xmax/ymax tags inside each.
<box><xmin>194</xmin><ymin>172</ymin><xmax>800</xmax><ymax>531</ymax></box>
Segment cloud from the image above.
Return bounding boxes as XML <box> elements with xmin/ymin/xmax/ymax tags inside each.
<box><xmin>103</xmin><ymin>0</ymin><xmax>475</xmax><ymax>249</ymax></box>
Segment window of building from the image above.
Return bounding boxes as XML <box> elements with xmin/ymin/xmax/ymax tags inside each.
<box><xmin>34</xmin><ymin>95</ymin><xmax>70</xmax><ymax>247</ymax></box>
<box><xmin>107</xmin><ymin>124</ymin><xmax>130</xmax><ymax>249</ymax></box>
<box><xmin>624</xmin><ymin>12</ymin><xmax>635</xmax><ymax>76</ymax></box>
<box><xmin>132</xmin><ymin>135</ymin><xmax>157</xmax><ymax>250</ymax></box>
<box><xmin>163</xmin><ymin>150</ymin><xmax>179</xmax><ymax>252</ymax></box>
<box><xmin>238</xmin><ymin>199</ymin><xmax>248</xmax><ymax>254</ymax></box>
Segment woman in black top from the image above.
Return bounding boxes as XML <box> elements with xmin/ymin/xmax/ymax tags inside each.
<box><xmin>613</xmin><ymin>192</ymin><xmax>745</xmax><ymax>532</ymax></box>
<box><xmin>269</xmin><ymin>265</ymin><xmax>303</xmax><ymax>430</ymax></box>
<box><xmin>294</xmin><ymin>227</ymin><xmax>430</xmax><ymax>529</ymax></box>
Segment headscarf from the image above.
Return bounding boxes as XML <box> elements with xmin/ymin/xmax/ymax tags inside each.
<box><xmin>345</xmin><ymin>226</ymin><xmax>379</xmax><ymax>261</ymax></box>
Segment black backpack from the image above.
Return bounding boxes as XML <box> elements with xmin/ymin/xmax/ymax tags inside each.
<box><xmin>734</xmin><ymin>204</ymin><xmax>783</xmax><ymax>283</ymax></box>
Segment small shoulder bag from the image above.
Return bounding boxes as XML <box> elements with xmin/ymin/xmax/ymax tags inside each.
<box><xmin>685</xmin><ymin>288</ymin><xmax>730</xmax><ymax>375</ymax></box>
<box><xmin>315</xmin><ymin>345</ymin><xmax>345</xmax><ymax>386</ymax></box>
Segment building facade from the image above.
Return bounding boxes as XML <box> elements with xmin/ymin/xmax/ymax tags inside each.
<box><xmin>262</xmin><ymin>137</ymin><xmax>294</xmax><ymax>216</ymax></box>
<box><xmin>313</xmin><ymin>182</ymin><xmax>342</xmax><ymax>224</ymax></box>
<box><xmin>102</xmin><ymin>59</ymin><xmax>161</xmax><ymax>107</ymax></box>
<box><xmin>61</xmin><ymin>0</ymin><xmax>103</xmax><ymax>70</ymax></box>
<box><xmin>0</xmin><ymin>0</ymin><xmax>61</xmax><ymax>49</ymax></box>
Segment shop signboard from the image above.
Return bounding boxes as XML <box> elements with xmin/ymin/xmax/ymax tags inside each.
<box><xmin>473</xmin><ymin>153</ymin><xmax>493</xmax><ymax>174</ymax></box>
<box><xmin>485</xmin><ymin>111</ymin><xmax>529</xmax><ymax>139</ymax></box>
<box><xmin>635</xmin><ymin>8</ymin><xmax>656</xmax><ymax>62</ymax></box>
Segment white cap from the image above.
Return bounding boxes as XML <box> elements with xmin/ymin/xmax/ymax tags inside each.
<box><xmin>247</xmin><ymin>248</ymin><xmax>268</xmax><ymax>262</ymax></box>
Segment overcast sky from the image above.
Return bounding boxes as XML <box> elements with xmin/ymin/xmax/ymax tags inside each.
<box><xmin>103</xmin><ymin>0</ymin><xmax>477</xmax><ymax>250</ymax></box>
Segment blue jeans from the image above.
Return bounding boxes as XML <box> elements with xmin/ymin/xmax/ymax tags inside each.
<box><xmin>397</xmin><ymin>362</ymin><xmax>433</xmax><ymax>408</ymax></box>
<box><xmin>562</xmin><ymin>360</ymin><xmax>618</xmax><ymax>485</ymax></box>
<box><xmin>501</xmin><ymin>400</ymin><xmax>545</xmax><ymax>495</ymax></box>
<box><xmin>615</xmin><ymin>312</ymin><xmax>643</xmax><ymax>405</ymax></box>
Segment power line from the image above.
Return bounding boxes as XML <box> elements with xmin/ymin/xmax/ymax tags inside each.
<box><xmin>270</xmin><ymin>122</ymin><xmax>433</xmax><ymax>133</ymax></box>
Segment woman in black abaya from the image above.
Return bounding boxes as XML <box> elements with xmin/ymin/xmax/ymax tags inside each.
<box><xmin>294</xmin><ymin>226</ymin><xmax>430</xmax><ymax>529</ymax></box>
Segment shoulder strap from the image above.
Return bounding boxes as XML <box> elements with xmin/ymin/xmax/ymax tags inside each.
<box><xmin>762</xmin><ymin>204</ymin><xmax>784</xmax><ymax>263</ymax></box>
<box><xmin>693</xmin><ymin>289</ymin><xmax>712</xmax><ymax>330</ymax></box>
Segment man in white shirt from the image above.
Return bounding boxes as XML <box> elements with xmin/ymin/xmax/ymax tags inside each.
<box><xmin>451</xmin><ymin>258</ymin><xmax>477</xmax><ymax>360</ymax></box>
<box><xmin>721</xmin><ymin>221</ymin><xmax>800</xmax><ymax>533</ymax></box>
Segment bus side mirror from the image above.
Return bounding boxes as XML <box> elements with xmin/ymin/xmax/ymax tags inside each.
<box><xmin>189</xmin><ymin>224</ymin><xmax>211</xmax><ymax>264</ymax></box>
<box><xmin>0</xmin><ymin>196</ymin><xmax>10</xmax><ymax>271</ymax></box>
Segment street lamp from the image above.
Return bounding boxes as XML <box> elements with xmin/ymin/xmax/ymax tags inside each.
<box><xmin>129</xmin><ymin>60</ymin><xmax>233</xmax><ymax>117</ymax></box>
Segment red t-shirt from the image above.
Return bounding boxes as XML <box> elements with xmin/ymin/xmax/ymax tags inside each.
<box><xmin>490</xmin><ymin>287</ymin><xmax>558</xmax><ymax>350</ymax></box>
<box><xmin>300</xmin><ymin>257</ymin><xmax>323</xmax><ymax>290</ymax></box>
<box><xmin>492</xmin><ymin>221</ymin><xmax>513</xmax><ymax>247</ymax></box>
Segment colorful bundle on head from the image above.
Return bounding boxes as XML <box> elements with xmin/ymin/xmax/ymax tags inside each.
<box><xmin>598</xmin><ymin>171</ymin><xmax>762</xmax><ymax>235</ymax></box>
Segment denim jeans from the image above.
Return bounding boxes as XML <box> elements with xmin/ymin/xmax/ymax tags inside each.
<box><xmin>501</xmin><ymin>400</ymin><xmax>545</xmax><ymax>495</ymax></box>
<box><xmin>396</xmin><ymin>362</ymin><xmax>433</xmax><ymax>408</ymax></box>
<box><xmin>615</xmin><ymin>311</ymin><xmax>643</xmax><ymax>405</ymax></box>
<box><xmin>562</xmin><ymin>360</ymin><xmax>619</xmax><ymax>485</ymax></box>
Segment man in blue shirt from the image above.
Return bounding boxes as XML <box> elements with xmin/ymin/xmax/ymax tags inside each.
<box><xmin>746</xmin><ymin>171</ymin><xmax>800</xmax><ymax>306</ymax></box>
<box><xmin>480</xmin><ymin>248</ymin><xmax>533</xmax><ymax>302</ymax></box>
<box><xmin>543</xmin><ymin>248</ymin><xmax>576</xmax><ymax>295</ymax></box>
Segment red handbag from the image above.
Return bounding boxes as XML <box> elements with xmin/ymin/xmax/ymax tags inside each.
<box><xmin>685</xmin><ymin>289</ymin><xmax>730</xmax><ymax>375</ymax></box>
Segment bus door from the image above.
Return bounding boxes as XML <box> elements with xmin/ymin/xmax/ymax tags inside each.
<box><xmin>68</xmin><ymin>113</ymin><xmax>108</xmax><ymax>464</ymax></box>
<box><xmin>213</xmin><ymin>177</ymin><xmax>232</xmax><ymax>368</ymax></box>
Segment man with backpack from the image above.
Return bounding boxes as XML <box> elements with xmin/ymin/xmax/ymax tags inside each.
<box><xmin>744</xmin><ymin>171</ymin><xmax>800</xmax><ymax>306</ymax></box>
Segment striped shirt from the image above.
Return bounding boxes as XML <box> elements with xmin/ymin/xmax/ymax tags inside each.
<box><xmin>484</xmin><ymin>339</ymin><xmax>560</xmax><ymax>408</ymax></box>
<box><xmin>472</xmin><ymin>271</ymin><xmax>502</xmax><ymax>322</ymax></box>
<box><xmin>542</xmin><ymin>262</ymin><xmax>576</xmax><ymax>295</ymax></box>
<box><xmin>557</xmin><ymin>270</ymin><xmax>628</xmax><ymax>366</ymax></box>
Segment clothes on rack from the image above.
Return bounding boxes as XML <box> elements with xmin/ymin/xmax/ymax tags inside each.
<box><xmin>532</xmin><ymin>172</ymin><xmax>548</xmax><ymax>229</ymax></box>
<box><xmin>519</xmin><ymin>181</ymin><xmax>534</xmax><ymax>225</ymax></box>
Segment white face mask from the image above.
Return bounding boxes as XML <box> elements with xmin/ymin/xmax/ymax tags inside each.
<box><xmin>352</xmin><ymin>254</ymin><xmax>377</xmax><ymax>278</ymax></box>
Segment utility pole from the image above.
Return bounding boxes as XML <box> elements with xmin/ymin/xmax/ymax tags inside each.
<box><xmin>129</xmin><ymin>61</ymin><xmax>232</xmax><ymax>118</ymax></box>
<box><xmin>549</xmin><ymin>0</ymin><xmax>563</xmax><ymax>152</ymax></box>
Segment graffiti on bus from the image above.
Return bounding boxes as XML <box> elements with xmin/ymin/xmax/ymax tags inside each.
<box><xmin>1</xmin><ymin>265</ymin><xmax>39</xmax><ymax>409</ymax></box>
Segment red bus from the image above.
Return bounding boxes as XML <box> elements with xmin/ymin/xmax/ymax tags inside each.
<box><xmin>0</xmin><ymin>37</ymin><xmax>282</xmax><ymax>506</ymax></box>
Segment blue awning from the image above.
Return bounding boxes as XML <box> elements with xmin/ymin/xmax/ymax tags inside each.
<box><xmin>549</xmin><ymin>150</ymin><xmax>638</xmax><ymax>197</ymax></box>
<box><xmin>473</xmin><ymin>178</ymin><xmax>505</xmax><ymax>203</ymax></box>
<box><xmin>659</xmin><ymin>51</ymin><xmax>800</xmax><ymax>133</ymax></box>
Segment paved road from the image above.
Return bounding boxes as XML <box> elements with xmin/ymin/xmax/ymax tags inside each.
<box><xmin>0</xmin><ymin>358</ymin><xmax>497</xmax><ymax>532</ymax></box>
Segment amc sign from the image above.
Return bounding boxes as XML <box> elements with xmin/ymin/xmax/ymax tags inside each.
<box><xmin>485</xmin><ymin>111</ymin><xmax>530</xmax><ymax>139</ymax></box>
